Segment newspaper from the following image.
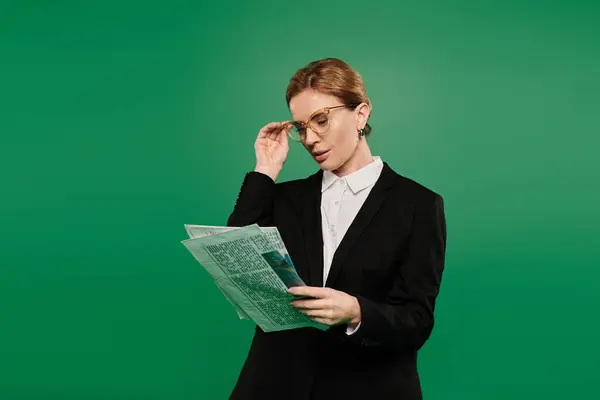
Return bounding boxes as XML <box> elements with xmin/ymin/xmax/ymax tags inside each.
<box><xmin>181</xmin><ymin>223</ymin><xmax>329</xmax><ymax>333</ymax></box>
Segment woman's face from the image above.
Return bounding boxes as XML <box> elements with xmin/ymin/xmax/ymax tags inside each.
<box><xmin>288</xmin><ymin>89</ymin><xmax>365</xmax><ymax>172</ymax></box>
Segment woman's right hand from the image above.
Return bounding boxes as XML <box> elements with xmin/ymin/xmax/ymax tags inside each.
<box><xmin>254</xmin><ymin>121</ymin><xmax>291</xmax><ymax>182</ymax></box>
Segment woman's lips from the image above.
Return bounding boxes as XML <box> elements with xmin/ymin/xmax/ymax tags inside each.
<box><xmin>314</xmin><ymin>150</ymin><xmax>330</xmax><ymax>162</ymax></box>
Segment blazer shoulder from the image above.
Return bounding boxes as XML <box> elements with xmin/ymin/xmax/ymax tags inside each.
<box><xmin>389</xmin><ymin>168</ymin><xmax>443</xmax><ymax>205</ymax></box>
<box><xmin>273</xmin><ymin>170</ymin><xmax>320</xmax><ymax>195</ymax></box>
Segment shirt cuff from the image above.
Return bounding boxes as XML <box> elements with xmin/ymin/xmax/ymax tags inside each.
<box><xmin>345</xmin><ymin>321</ymin><xmax>361</xmax><ymax>335</ymax></box>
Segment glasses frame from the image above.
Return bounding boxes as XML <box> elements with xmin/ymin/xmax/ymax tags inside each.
<box><xmin>286</xmin><ymin>103</ymin><xmax>359</xmax><ymax>142</ymax></box>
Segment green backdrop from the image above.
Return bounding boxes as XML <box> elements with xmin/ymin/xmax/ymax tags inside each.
<box><xmin>1</xmin><ymin>1</ymin><xmax>598</xmax><ymax>398</ymax></box>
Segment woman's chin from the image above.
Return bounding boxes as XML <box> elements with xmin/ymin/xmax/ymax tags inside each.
<box><xmin>314</xmin><ymin>152</ymin><xmax>343</xmax><ymax>172</ymax></box>
<box><xmin>317</xmin><ymin>158</ymin><xmax>332</xmax><ymax>170</ymax></box>
<box><xmin>318</xmin><ymin>160</ymin><xmax>340</xmax><ymax>172</ymax></box>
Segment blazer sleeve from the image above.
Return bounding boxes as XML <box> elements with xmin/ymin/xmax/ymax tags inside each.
<box><xmin>336</xmin><ymin>193</ymin><xmax>447</xmax><ymax>351</ymax></box>
<box><xmin>227</xmin><ymin>171</ymin><xmax>277</xmax><ymax>227</ymax></box>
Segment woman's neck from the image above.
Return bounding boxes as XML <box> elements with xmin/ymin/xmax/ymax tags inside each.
<box><xmin>332</xmin><ymin>140</ymin><xmax>373</xmax><ymax>177</ymax></box>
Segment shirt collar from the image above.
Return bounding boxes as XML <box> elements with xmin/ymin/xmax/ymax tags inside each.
<box><xmin>321</xmin><ymin>156</ymin><xmax>383</xmax><ymax>194</ymax></box>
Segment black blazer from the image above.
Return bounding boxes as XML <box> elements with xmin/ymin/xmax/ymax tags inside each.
<box><xmin>226</xmin><ymin>161</ymin><xmax>447</xmax><ymax>400</ymax></box>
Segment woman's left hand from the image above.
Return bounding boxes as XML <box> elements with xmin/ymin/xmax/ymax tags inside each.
<box><xmin>288</xmin><ymin>286</ymin><xmax>361</xmax><ymax>328</ymax></box>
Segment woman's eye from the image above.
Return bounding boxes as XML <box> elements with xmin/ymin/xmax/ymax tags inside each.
<box><xmin>313</xmin><ymin>115</ymin><xmax>328</xmax><ymax>125</ymax></box>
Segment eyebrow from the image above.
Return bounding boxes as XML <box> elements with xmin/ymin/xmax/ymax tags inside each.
<box><xmin>291</xmin><ymin>107</ymin><xmax>327</xmax><ymax>123</ymax></box>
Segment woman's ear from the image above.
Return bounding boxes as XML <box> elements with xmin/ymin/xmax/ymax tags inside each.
<box><xmin>355</xmin><ymin>102</ymin><xmax>371</xmax><ymax>130</ymax></box>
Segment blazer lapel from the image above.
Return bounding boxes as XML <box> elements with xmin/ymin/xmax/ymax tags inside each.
<box><xmin>301</xmin><ymin>169</ymin><xmax>325</xmax><ymax>287</ymax></box>
<box><xmin>324</xmin><ymin>162</ymin><xmax>396</xmax><ymax>288</ymax></box>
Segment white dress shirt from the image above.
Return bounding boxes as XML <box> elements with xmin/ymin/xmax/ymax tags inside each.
<box><xmin>320</xmin><ymin>156</ymin><xmax>384</xmax><ymax>334</ymax></box>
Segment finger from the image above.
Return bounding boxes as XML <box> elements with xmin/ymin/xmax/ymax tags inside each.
<box><xmin>299</xmin><ymin>308</ymin><xmax>335</xmax><ymax>319</ymax></box>
<box><xmin>309</xmin><ymin>317</ymin><xmax>335</xmax><ymax>326</ymax></box>
<box><xmin>260</xmin><ymin>122</ymin><xmax>283</xmax><ymax>131</ymax></box>
<box><xmin>265</xmin><ymin>125</ymin><xmax>280</xmax><ymax>140</ymax></box>
<box><xmin>276</xmin><ymin>122</ymin><xmax>291</xmax><ymax>142</ymax></box>
<box><xmin>288</xmin><ymin>286</ymin><xmax>331</xmax><ymax>298</ymax></box>
<box><xmin>270</xmin><ymin>121</ymin><xmax>290</xmax><ymax>141</ymax></box>
<box><xmin>258</xmin><ymin>122</ymin><xmax>284</xmax><ymax>138</ymax></box>
<box><xmin>291</xmin><ymin>298</ymin><xmax>331</xmax><ymax>310</ymax></box>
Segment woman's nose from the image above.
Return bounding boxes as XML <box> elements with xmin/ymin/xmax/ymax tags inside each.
<box><xmin>303</xmin><ymin>127</ymin><xmax>320</xmax><ymax>145</ymax></box>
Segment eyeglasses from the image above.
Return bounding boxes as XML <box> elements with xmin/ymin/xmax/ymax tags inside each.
<box><xmin>286</xmin><ymin>104</ymin><xmax>358</xmax><ymax>142</ymax></box>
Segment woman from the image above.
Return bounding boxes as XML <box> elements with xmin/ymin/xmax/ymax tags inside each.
<box><xmin>227</xmin><ymin>57</ymin><xmax>447</xmax><ymax>400</ymax></box>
